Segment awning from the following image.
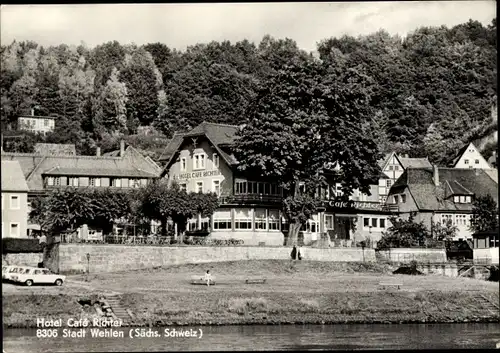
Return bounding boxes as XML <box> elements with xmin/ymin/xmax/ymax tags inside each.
<box><xmin>27</xmin><ymin>224</ymin><xmax>41</xmax><ymax>231</ymax></box>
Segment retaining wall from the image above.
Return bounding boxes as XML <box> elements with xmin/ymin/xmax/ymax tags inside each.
<box><xmin>3</xmin><ymin>245</ymin><xmax>376</xmax><ymax>273</ymax></box>
<box><xmin>377</xmin><ymin>248</ymin><xmax>447</xmax><ymax>263</ymax></box>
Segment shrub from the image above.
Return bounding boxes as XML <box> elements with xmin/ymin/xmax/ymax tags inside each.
<box><xmin>298</xmin><ymin>299</ymin><xmax>320</xmax><ymax>312</ymax></box>
<box><xmin>226</xmin><ymin>297</ymin><xmax>269</xmax><ymax>314</ymax></box>
<box><xmin>2</xmin><ymin>238</ymin><xmax>43</xmax><ymax>254</ymax></box>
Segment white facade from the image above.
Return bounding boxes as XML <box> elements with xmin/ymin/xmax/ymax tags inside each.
<box><xmin>454</xmin><ymin>143</ymin><xmax>491</xmax><ymax>169</ymax></box>
<box><xmin>18</xmin><ymin>116</ymin><xmax>55</xmax><ymax>135</ymax></box>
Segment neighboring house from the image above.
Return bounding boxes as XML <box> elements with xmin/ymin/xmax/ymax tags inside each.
<box><xmin>472</xmin><ymin>229</ymin><xmax>499</xmax><ymax>265</ymax></box>
<box><xmin>1</xmin><ymin>160</ymin><xmax>29</xmax><ymax>238</ymax></box>
<box><xmin>387</xmin><ymin>166</ymin><xmax>499</xmax><ymax>241</ymax></box>
<box><xmin>18</xmin><ymin>110</ymin><xmax>55</xmax><ymax>135</ymax></box>
<box><xmin>159</xmin><ymin>122</ymin><xmax>395</xmax><ymax>246</ymax></box>
<box><xmin>451</xmin><ymin>142</ymin><xmax>492</xmax><ymax>169</ymax></box>
<box><xmin>377</xmin><ymin>152</ymin><xmax>432</xmax><ymax>202</ymax></box>
<box><xmin>1</xmin><ymin>141</ymin><xmax>162</xmax><ymax>201</ymax></box>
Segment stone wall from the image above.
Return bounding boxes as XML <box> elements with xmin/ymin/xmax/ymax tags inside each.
<box><xmin>3</xmin><ymin>253</ymin><xmax>43</xmax><ymax>266</ymax></box>
<box><xmin>376</xmin><ymin>248</ymin><xmax>447</xmax><ymax>263</ymax></box>
<box><xmin>2</xmin><ymin>245</ymin><xmax>375</xmax><ymax>273</ymax></box>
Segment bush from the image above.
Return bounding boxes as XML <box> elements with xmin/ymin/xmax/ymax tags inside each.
<box><xmin>2</xmin><ymin>238</ymin><xmax>43</xmax><ymax>254</ymax></box>
<box><xmin>225</xmin><ymin>297</ymin><xmax>269</xmax><ymax>314</ymax></box>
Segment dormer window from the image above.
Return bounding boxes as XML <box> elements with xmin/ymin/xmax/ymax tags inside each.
<box><xmin>454</xmin><ymin>195</ymin><xmax>472</xmax><ymax>204</ymax></box>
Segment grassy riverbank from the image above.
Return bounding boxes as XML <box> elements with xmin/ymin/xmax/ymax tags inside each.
<box><xmin>3</xmin><ymin>260</ymin><xmax>499</xmax><ymax>327</ymax></box>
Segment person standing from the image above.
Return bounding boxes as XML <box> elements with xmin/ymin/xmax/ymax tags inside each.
<box><xmin>297</xmin><ymin>245</ymin><xmax>303</xmax><ymax>260</ymax></box>
<box><xmin>290</xmin><ymin>245</ymin><xmax>297</xmax><ymax>260</ymax></box>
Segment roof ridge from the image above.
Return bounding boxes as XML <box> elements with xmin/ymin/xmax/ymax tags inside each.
<box><xmin>2</xmin><ymin>152</ymin><xmax>122</xmax><ymax>160</ymax></box>
<box><xmin>200</xmin><ymin>121</ymin><xmax>240</xmax><ymax>128</ymax></box>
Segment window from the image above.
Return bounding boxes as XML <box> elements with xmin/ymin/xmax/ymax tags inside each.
<box><xmin>325</xmin><ymin>215</ymin><xmax>334</xmax><ymax>230</ymax></box>
<box><xmin>130</xmin><ymin>179</ymin><xmax>141</xmax><ymax>188</ymax></box>
<box><xmin>401</xmin><ymin>194</ymin><xmax>407</xmax><ymax>203</ymax></box>
<box><xmin>90</xmin><ymin>177</ymin><xmax>101</xmax><ymax>187</ymax></box>
<box><xmin>465</xmin><ymin>196</ymin><xmax>471</xmax><ymax>203</ymax></box>
<box><xmin>394</xmin><ymin>166</ymin><xmax>399</xmax><ymax>171</ymax></box>
<box><xmin>10</xmin><ymin>223</ymin><xmax>19</xmax><ymax>237</ymax></box>
<box><xmin>180</xmin><ymin>157</ymin><xmax>187</xmax><ymax>172</ymax></box>
<box><xmin>386</xmin><ymin>180</ymin><xmax>392</xmax><ymax>188</ymax></box>
<box><xmin>364</xmin><ymin>218</ymin><xmax>370</xmax><ymax>227</ymax></box>
<box><xmin>268</xmin><ymin>210</ymin><xmax>279</xmax><ymax>231</ymax></box>
<box><xmin>254</xmin><ymin>208</ymin><xmax>267</xmax><ymax>230</ymax></box>
<box><xmin>464</xmin><ymin>159</ymin><xmax>469</xmax><ymax>164</ymax></box>
<box><xmin>380</xmin><ymin>218</ymin><xmax>386</xmax><ymax>228</ymax></box>
<box><xmin>112</xmin><ymin>178</ymin><xmax>122</xmax><ymax>188</ymax></box>
<box><xmin>459</xmin><ymin>196</ymin><xmax>466</xmax><ymax>203</ymax></box>
<box><xmin>454</xmin><ymin>196</ymin><xmax>460</xmax><ymax>203</ymax></box>
<box><xmin>213</xmin><ymin>209</ymin><xmax>232</xmax><ymax>230</ymax></box>
<box><xmin>179</xmin><ymin>183</ymin><xmax>187</xmax><ymax>192</ymax></box>
<box><xmin>213</xmin><ymin>153</ymin><xmax>219</xmax><ymax>168</ymax></box>
<box><xmin>44</xmin><ymin>119</ymin><xmax>49</xmax><ymax>127</ymax></box>
<box><xmin>475</xmin><ymin>159</ymin><xmax>480</xmax><ymax>164</ymax></box>
<box><xmin>389</xmin><ymin>166</ymin><xmax>393</xmax><ymax>171</ymax></box>
<box><xmin>371</xmin><ymin>218</ymin><xmax>378</xmax><ymax>228</ymax></box>
<box><xmin>193</xmin><ymin>153</ymin><xmax>206</xmax><ymax>170</ymax></box>
<box><xmin>234</xmin><ymin>208</ymin><xmax>252</xmax><ymax>230</ymax></box>
<box><xmin>68</xmin><ymin>177</ymin><xmax>79</xmax><ymax>187</ymax></box>
<box><xmin>188</xmin><ymin>218</ymin><xmax>198</xmax><ymax>231</ymax></box>
<box><xmin>10</xmin><ymin>195</ymin><xmax>20</xmax><ymax>210</ymax></box>
<box><xmin>212</xmin><ymin>180</ymin><xmax>221</xmax><ymax>196</ymax></box>
<box><xmin>196</xmin><ymin>181</ymin><xmax>203</xmax><ymax>193</ymax></box>
<box><xmin>281</xmin><ymin>217</ymin><xmax>290</xmax><ymax>232</ymax></box>
<box><xmin>47</xmin><ymin>177</ymin><xmax>60</xmax><ymax>186</ymax></box>
<box><xmin>235</xmin><ymin>181</ymin><xmax>247</xmax><ymax>194</ymax></box>
<box><xmin>394</xmin><ymin>195</ymin><xmax>399</xmax><ymax>204</ymax></box>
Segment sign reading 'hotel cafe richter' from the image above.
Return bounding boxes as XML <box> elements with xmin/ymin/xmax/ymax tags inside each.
<box><xmin>173</xmin><ymin>170</ymin><xmax>221</xmax><ymax>180</ymax></box>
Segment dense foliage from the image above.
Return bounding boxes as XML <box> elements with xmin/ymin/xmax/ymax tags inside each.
<box><xmin>1</xmin><ymin>19</ymin><xmax>496</xmax><ymax>164</ymax></box>
<box><xmin>469</xmin><ymin>194</ymin><xmax>499</xmax><ymax>233</ymax></box>
<box><xmin>377</xmin><ymin>214</ymin><xmax>434</xmax><ymax>249</ymax></box>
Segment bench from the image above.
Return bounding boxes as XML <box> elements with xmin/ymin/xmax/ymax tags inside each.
<box><xmin>378</xmin><ymin>281</ymin><xmax>403</xmax><ymax>290</ymax></box>
<box><xmin>245</xmin><ymin>278</ymin><xmax>267</xmax><ymax>284</ymax></box>
<box><xmin>190</xmin><ymin>275</ymin><xmax>216</xmax><ymax>285</ymax></box>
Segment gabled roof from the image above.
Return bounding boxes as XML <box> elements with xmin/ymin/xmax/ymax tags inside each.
<box><xmin>1</xmin><ymin>160</ymin><xmax>29</xmax><ymax>192</ymax></box>
<box><xmin>1</xmin><ymin>146</ymin><xmax>161</xmax><ymax>192</ymax></box>
<box><xmin>390</xmin><ymin>167</ymin><xmax>498</xmax><ymax>211</ymax></box>
<box><xmin>160</xmin><ymin>122</ymin><xmax>240</xmax><ymax>174</ymax></box>
<box><xmin>451</xmin><ymin>142</ymin><xmax>492</xmax><ymax>168</ymax></box>
<box><xmin>399</xmin><ymin>157</ymin><xmax>432</xmax><ymax>169</ymax></box>
<box><xmin>377</xmin><ymin>152</ymin><xmax>394</xmax><ymax>169</ymax></box>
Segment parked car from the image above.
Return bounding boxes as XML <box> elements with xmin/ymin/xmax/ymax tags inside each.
<box><xmin>4</xmin><ymin>266</ymin><xmax>36</xmax><ymax>281</ymax></box>
<box><xmin>10</xmin><ymin>268</ymin><xmax>66</xmax><ymax>286</ymax></box>
<box><xmin>2</xmin><ymin>265</ymin><xmax>15</xmax><ymax>280</ymax></box>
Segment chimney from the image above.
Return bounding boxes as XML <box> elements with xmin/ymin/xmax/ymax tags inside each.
<box><xmin>120</xmin><ymin>140</ymin><xmax>125</xmax><ymax>157</ymax></box>
<box><xmin>96</xmin><ymin>147</ymin><xmax>101</xmax><ymax>157</ymax></box>
<box><xmin>433</xmin><ymin>164</ymin><xmax>439</xmax><ymax>186</ymax></box>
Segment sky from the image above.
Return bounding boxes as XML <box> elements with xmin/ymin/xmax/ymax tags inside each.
<box><xmin>0</xmin><ymin>2</ymin><xmax>496</xmax><ymax>53</ymax></box>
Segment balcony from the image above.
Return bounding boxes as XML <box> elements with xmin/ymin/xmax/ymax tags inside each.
<box><xmin>382</xmin><ymin>204</ymin><xmax>400</xmax><ymax>213</ymax></box>
<box><xmin>219</xmin><ymin>194</ymin><xmax>282</xmax><ymax>205</ymax></box>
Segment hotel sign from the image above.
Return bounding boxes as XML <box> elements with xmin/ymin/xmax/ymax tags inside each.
<box><xmin>173</xmin><ymin>170</ymin><xmax>221</xmax><ymax>180</ymax></box>
<box><xmin>324</xmin><ymin>200</ymin><xmax>386</xmax><ymax>211</ymax></box>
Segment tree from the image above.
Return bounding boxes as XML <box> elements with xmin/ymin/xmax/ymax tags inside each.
<box><xmin>470</xmin><ymin>194</ymin><xmax>499</xmax><ymax>233</ymax></box>
<box><xmin>119</xmin><ymin>48</ymin><xmax>162</xmax><ymax>127</ymax></box>
<box><xmin>431</xmin><ymin>219</ymin><xmax>458</xmax><ymax>241</ymax></box>
<box><xmin>377</xmin><ymin>213</ymin><xmax>431</xmax><ymax>249</ymax></box>
<box><xmin>233</xmin><ymin>57</ymin><xmax>382</xmax><ymax>245</ymax></box>
<box><xmin>93</xmin><ymin>67</ymin><xmax>128</xmax><ymax>135</ymax></box>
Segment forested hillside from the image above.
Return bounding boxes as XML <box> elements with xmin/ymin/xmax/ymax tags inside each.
<box><xmin>0</xmin><ymin>19</ymin><xmax>496</xmax><ymax>165</ymax></box>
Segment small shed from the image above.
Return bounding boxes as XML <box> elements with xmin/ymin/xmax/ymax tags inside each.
<box><xmin>472</xmin><ymin>229</ymin><xmax>499</xmax><ymax>265</ymax></box>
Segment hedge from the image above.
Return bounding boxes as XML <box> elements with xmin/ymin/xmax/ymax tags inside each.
<box><xmin>2</xmin><ymin>238</ymin><xmax>43</xmax><ymax>254</ymax></box>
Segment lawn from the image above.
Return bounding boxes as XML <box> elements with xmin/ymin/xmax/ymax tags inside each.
<box><xmin>3</xmin><ymin>260</ymin><xmax>499</xmax><ymax>327</ymax></box>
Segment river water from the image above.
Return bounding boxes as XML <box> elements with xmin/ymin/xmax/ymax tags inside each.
<box><xmin>3</xmin><ymin>323</ymin><xmax>500</xmax><ymax>352</ymax></box>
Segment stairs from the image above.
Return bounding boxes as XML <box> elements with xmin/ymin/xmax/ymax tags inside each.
<box><xmin>102</xmin><ymin>294</ymin><xmax>135</xmax><ymax>326</ymax></box>
<box><xmin>476</xmin><ymin>295</ymin><xmax>500</xmax><ymax>317</ymax></box>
